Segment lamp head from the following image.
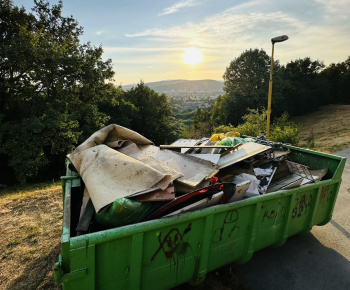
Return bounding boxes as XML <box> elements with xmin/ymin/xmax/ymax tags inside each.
<box><xmin>271</xmin><ymin>35</ymin><xmax>289</xmax><ymax>44</ymax></box>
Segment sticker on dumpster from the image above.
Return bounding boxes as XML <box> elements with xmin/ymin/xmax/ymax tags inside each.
<box><xmin>292</xmin><ymin>194</ymin><xmax>313</xmax><ymax>218</ymax></box>
<box><xmin>319</xmin><ymin>185</ymin><xmax>333</xmax><ymax>207</ymax></box>
<box><xmin>213</xmin><ymin>210</ymin><xmax>240</xmax><ymax>242</ymax></box>
<box><xmin>151</xmin><ymin>223</ymin><xmax>192</xmax><ymax>270</ymax></box>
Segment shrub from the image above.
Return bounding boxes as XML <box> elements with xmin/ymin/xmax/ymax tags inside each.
<box><xmin>212</xmin><ymin>109</ymin><xmax>300</xmax><ymax>145</ymax></box>
<box><xmin>270</xmin><ymin>112</ymin><xmax>301</xmax><ymax>145</ymax></box>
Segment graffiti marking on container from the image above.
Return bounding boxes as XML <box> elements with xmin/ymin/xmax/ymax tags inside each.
<box><xmin>292</xmin><ymin>194</ymin><xmax>313</xmax><ymax>218</ymax></box>
<box><xmin>213</xmin><ymin>210</ymin><xmax>240</xmax><ymax>242</ymax></box>
<box><xmin>319</xmin><ymin>186</ymin><xmax>333</xmax><ymax>207</ymax></box>
<box><xmin>151</xmin><ymin>223</ymin><xmax>192</xmax><ymax>269</ymax></box>
<box><xmin>261</xmin><ymin>202</ymin><xmax>285</xmax><ymax>222</ymax></box>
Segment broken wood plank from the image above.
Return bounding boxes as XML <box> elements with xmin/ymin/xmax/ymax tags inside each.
<box><xmin>76</xmin><ymin>198</ymin><xmax>95</xmax><ymax>235</ymax></box>
<box><xmin>160</xmin><ymin>143</ymin><xmax>242</xmax><ymax>153</ymax></box>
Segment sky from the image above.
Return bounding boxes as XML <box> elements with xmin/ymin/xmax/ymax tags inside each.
<box><xmin>13</xmin><ymin>0</ymin><xmax>350</xmax><ymax>85</ymax></box>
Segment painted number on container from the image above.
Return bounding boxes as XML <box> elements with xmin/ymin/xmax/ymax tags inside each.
<box><xmin>292</xmin><ymin>194</ymin><xmax>313</xmax><ymax>218</ymax></box>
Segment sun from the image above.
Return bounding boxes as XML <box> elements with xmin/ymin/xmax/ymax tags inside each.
<box><xmin>182</xmin><ymin>48</ymin><xmax>203</xmax><ymax>65</ymax></box>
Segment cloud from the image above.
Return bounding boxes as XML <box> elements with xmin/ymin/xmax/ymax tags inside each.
<box><xmin>159</xmin><ymin>0</ymin><xmax>200</xmax><ymax>16</ymax></box>
<box><xmin>119</xmin><ymin>0</ymin><xmax>350</xmax><ymax>72</ymax></box>
<box><xmin>104</xmin><ymin>46</ymin><xmax>183</xmax><ymax>53</ymax></box>
<box><xmin>315</xmin><ymin>0</ymin><xmax>350</xmax><ymax>21</ymax></box>
<box><xmin>126</xmin><ymin>10</ymin><xmax>303</xmax><ymax>41</ymax></box>
<box><xmin>95</xmin><ymin>31</ymin><xmax>105</xmax><ymax>36</ymax></box>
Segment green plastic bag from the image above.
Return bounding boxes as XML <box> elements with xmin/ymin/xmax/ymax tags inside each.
<box><xmin>95</xmin><ymin>198</ymin><xmax>153</xmax><ymax>229</ymax></box>
<box><xmin>217</xmin><ymin>137</ymin><xmax>255</xmax><ymax>153</ymax></box>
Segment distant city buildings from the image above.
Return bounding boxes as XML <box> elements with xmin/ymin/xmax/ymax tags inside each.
<box><xmin>122</xmin><ymin>79</ymin><xmax>224</xmax><ymax>112</ymax></box>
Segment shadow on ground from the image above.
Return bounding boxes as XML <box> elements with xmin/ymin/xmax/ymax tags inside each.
<box><xmin>7</xmin><ymin>242</ymin><xmax>61</xmax><ymax>290</ymax></box>
<box><xmin>233</xmin><ymin>233</ymin><xmax>350</xmax><ymax>290</ymax></box>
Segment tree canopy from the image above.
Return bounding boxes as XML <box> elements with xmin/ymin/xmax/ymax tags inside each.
<box><xmin>0</xmin><ymin>1</ymin><xmax>181</xmax><ymax>184</ymax></box>
<box><xmin>221</xmin><ymin>48</ymin><xmax>284</xmax><ymax>125</ymax></box>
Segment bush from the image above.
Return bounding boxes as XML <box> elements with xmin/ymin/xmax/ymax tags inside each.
<box><xmin>213</xmin><ymin>124</ymin><xmax>236</xmax><ymax>134</ymax></box>
<box><xmin>212</xmin><ymin>109</ymin><xmax>300</xmax><ymax>145</ymax></box>
<box><xmin>236</xmin><ymin>108</ymin><xmax>267</xmax><ymax>137</ymax></box>
<box><xmin>270</xmin><ymin>112</ymin><xmax>301</xmax><ymax>145</ymax></box>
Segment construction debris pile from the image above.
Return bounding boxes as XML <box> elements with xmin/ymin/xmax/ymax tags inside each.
<box><xmin>68</xmin><ymin>124</ymin><xmax>328</xmax><ymax>234</ymax></box>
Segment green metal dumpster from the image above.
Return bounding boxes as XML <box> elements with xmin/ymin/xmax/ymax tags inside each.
<box><xmin>54</xmin><ymin>144</ymin><xmax>346</xmax><ymax>289</ymax></box>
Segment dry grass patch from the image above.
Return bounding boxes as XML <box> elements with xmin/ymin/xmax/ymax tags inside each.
<box><xmin>292</xmin><ymin>104</ymin><xmax>350</xmax><ymax>153</ymax></box>
<box><xmin>0</xmin><ymin>183</ymin><xmax>62</xmax><ymax>289</ymax></box>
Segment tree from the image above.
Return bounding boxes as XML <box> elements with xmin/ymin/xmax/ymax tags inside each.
<box><xmin>222</xmin><ymin>48</ymin><xmax>284</xmax><ymax>125</ymax></box>
<box><xmin>284</xmin><ymin>57</ymin><xmax>325</xmax><ymax>115</ymax></box>
<box><xmin>192</xmin><ymin>107</ymin><xmax>215</xmax><ymax>137</ymax></box>
<box><xmin>338</xmin><ymin>57</ymin><xmax>350</xmax><ymax>104</ymax></box>
<box><xmin>124</xmin><ymin>82</ymin><xmax>181</xmax><ymax>145</ymax></box>
<box><xmin>0</xmin><ymin>0</ymin><xmax>115</xmax><ymax>183</ymax></box>
<box><xmin>321</xmin><ymin>57</ymin><xmax>350</xmax><ymax>104</ymax></box>
<box><xmin>210</xmin><ymin>95</ymin><xmax>227</xmax><ymax>125</ymax></box>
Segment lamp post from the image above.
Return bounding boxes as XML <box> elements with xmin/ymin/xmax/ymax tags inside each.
<box><xmin>266</xmin><ymin>35</ymin><xmax>288</xmax><ymax>138</ymax></box>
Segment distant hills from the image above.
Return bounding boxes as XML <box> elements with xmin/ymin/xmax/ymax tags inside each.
<box><xmin>122</xmin><ymin>79</ymin><xmax>224</xmax><ymax>93</ymax></box>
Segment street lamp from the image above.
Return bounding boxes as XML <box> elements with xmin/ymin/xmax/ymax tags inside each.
<box><xmin>266</xmin><ymin>35</ymin><xmax>288</xmax><ymax>138</ymax></box>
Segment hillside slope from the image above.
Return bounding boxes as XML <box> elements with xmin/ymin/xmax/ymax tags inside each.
<box><xmin>122</xmin><ymin>79</ymin><xmax>224</xmax><ymax>92</ymax></box>
<box><xmin>292</xmin><ymin>104</ymin><xmax>350</xmax><ymax>153</ymax></box>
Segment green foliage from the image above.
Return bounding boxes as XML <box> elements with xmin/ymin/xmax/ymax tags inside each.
<box><xmin>305</xmin><ymin>129</ymin><xmax>316</xmax><ymax>150</ymax></box>
<box><xmin>212</xmin><ymin>109</ymin><xmax>300</xmax><ymax>145</ymax></box>
<box><xmin>124</xmin><ymin>82</ymin><xmax>182</xmax><ymax>145</ymax></box>
<box><xmin>284</xmin><ymin>57</ymin><xmax>325</xmax><ymax>115</ymax></box>
<box><xmin>270</xmin><ymin>126</ymin><xmax>300</xmax><ymax>145</ymax></box>
<box><xmin>320</xmin><ymin>56</ymin><xmax>350</xmax><ymax>105</ymax></box>
<box><xmin>236</xmin><ymin>108</ymin><xmax>267</xmax><ymax>136</ymax></box>
<box><xmin>213</xmin><ymin>108</ymin><xmax>266</xmax><ymax>137</ymax></box>
<box><xmin>221</xmin><ymin>49</ymin><xmax>279</xmax><ymax>125</ymax></box>
<box><xmin>213</xmin><ymin>124</ymin><xmax>236</xmax><ymax>134</ymax></box>
<box><xmin>0</xmin><ymin>0</ymin><xmax>115</xmax><ymax>183</ymax></box>
<box><xmin>180</xmin><ymin>108</ymin><xmax>216</xmax><ymax>138</ymax></box>
<box><xmin>0</xmin><ymin>1</ymin><xmax>183</xmax><ymax>184</ymax></box>
<box><xmin>210</xmin><ymin>95</ymin><xmax>227</xmax><ymax>125</ymax></box>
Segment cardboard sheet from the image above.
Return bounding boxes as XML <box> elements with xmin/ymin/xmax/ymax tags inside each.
<box><xmin>68</xmin><ymin>145</ymin><xmax>171</xmax><ymax>213</ymax></box>
<box><xmin>217</xmin><ymin>142</ymin><xmax>271</xmax><ymax>169</ymax></box>
<box><xmin>137</xmin><ymin>145</ymin><xmax>219</xmax><ymax>188</ymax></box>
<box><xmin>71</xmin><ymin>124</ymin><xmax>153</xmax><ymax>154</ymax></box>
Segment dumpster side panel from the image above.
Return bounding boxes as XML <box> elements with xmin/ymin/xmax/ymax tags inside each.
<box><xmin>313</xmin><ymin>182</ymin><xmax>341</xmax><ymax>225</ymax></box>
<box><xmin>254</xmin><ymin>195</ymin><xmax>292</xmax><ymax>251</ymax></box>
<box><xmin>141</xmin><ymin>221</ymin><xmax>200</xmax><ymax>290</ymax></box>
<box><xmin>208</xmin><ymin>204</ymin><xmax>256</xmax><ymax>269</ymax></box>
<box><xmin>94</xmin><ymin>237</ymin><xmax>132</xmax><ymax>289</ymax></box>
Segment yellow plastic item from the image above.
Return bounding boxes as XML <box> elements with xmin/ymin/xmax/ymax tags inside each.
<box><xmin>210</xmin><ymin>131</ymin><xmax>241</xmax><ymax>141</ymax></box>
<box><xmin>225</xmin><ymin>131</ymin><xmax>241</xmax><ymax>138</ymax></box>
<box><xmin>209</xmin><ymin>133</ymin><xmax>226</xmax><ymax>142</ymax></box>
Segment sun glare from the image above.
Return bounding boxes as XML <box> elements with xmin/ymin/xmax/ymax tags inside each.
<box><xmin>182</xmin><ymin>48</ymin><xmax>203</xmax><ymax>65</ymax></box>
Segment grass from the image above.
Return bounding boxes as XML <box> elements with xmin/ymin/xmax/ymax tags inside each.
<box><xmin>292</xmin><ymin>104</ymin><xmax>350</xmax><ymax>153</ymax></box>
<box><xmin>1</xmin><ymin>104</ymin><xmax>350</xmax><ymax>289</ymax></box>
<box><xmin>0</xmin><ymin>183</ymin><xmax>62</xmax><ymax>289</ymax></box>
